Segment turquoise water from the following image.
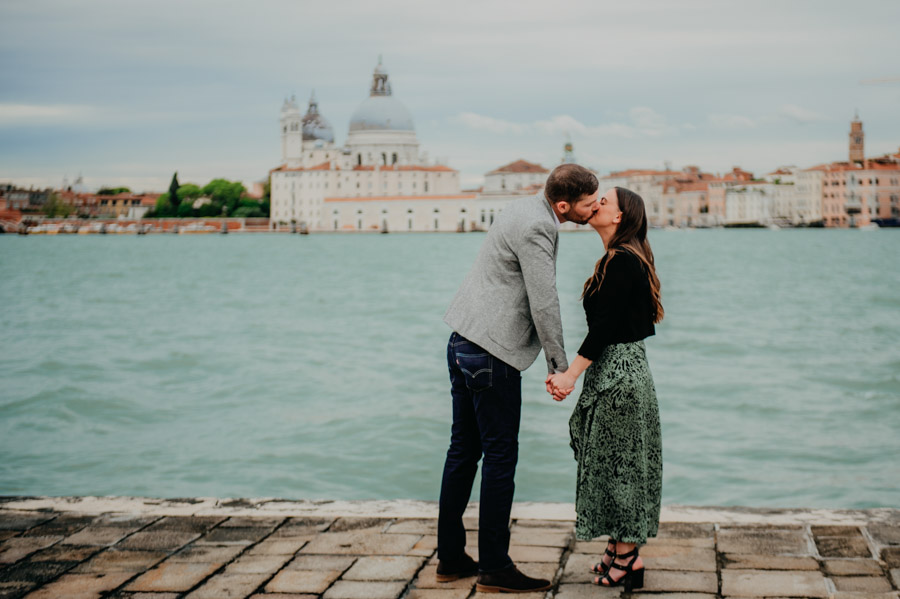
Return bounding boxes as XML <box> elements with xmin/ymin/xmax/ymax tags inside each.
<box><xmin>1</xmin><ymin>230</ymin><xmax>898</xmax><ymax>508</ymax></box>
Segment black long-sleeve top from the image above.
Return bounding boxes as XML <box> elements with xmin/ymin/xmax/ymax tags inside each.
<box><xmin>577</xmin><ymin>249</ymin><xmax>656</xmax><ymax>361</ymax></box>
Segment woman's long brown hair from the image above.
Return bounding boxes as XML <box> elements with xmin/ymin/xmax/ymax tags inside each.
<box><xmin>582</xmin><ymin>187</ymin><xmax>664</xmax><ymax>323</ymax></box>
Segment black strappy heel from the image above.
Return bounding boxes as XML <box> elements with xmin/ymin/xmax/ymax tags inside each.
<box><xmin>593</xmin><ymin>547</ymin><xmax>644</xmax><ymax>591</ymax></box>
<box><xmin>589</xmin><ymin>539</ymin><xmax>617</xmax><ymax>576</ymax></box>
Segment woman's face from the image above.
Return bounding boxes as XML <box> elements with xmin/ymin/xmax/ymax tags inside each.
<box><xmin>588</xmin><ymin>188</ymin><xmax>622</xmax><ymax>231</ymax></box>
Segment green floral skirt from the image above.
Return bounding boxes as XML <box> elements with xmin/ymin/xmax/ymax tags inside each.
<box><xmin>569</xmin><ymin>340</ymin><xmax>662</xmax><ymax>544</ymax></box>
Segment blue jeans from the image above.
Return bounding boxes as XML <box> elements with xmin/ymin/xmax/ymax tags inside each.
<box><xmin>438</xmin><ymin>332</ymin><xmax>522</xmax><ymax>572</ymax></box>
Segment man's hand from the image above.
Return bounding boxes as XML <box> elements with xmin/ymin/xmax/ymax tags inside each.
<box><xmin>545</xmin><ymin>373</ymin><xmax>575</xmax><ymax>402</ymax></box>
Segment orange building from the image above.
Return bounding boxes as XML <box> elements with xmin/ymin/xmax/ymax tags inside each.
<box><xmin>812</xmin><ymin>117</ymin><xmax>900</xmax><ymax>227</ymax></box>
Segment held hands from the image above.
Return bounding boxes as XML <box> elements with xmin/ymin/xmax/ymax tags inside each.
<box><xmin>545</xmin><ymin>372</ymin><xmax>576</xmax><ymax>402</ymax></box>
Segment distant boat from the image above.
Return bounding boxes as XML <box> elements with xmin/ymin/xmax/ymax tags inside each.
<box><xmin>873</xmin><ymin>218</ymin><xmax>899</xmax><ymax>228</ymax></box>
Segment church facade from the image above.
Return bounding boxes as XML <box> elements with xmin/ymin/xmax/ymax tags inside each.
<box><xmin>270</xmin><ymin>60</ymin><xmax>476</xmax><ymax>232</ymax></box>
<box><xmin>270</xmin><ymin>60</ymin><xmax>588</xmax><ymax>233</ymax></box>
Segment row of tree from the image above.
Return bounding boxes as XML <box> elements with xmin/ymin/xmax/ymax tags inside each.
<box><xmin>145</xmin><ymin>173</ymin><xmax>269</xmax><ymax>218</ymax></box>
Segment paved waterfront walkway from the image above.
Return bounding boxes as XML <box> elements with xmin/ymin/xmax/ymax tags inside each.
<box><xmin>1</xmin><ymin>497</ymin><xmax>898</xmax><ymax>599</ymax></box>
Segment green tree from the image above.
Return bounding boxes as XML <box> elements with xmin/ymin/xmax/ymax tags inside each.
<box><xmin>202</xmin><ymin>179</ymin><xmax>245</xmax><ymax>214</ymax></box>
<box><xmin>176</xmin><ymin>201</ymin><xmax>195</xmax><ymax>217</ymax></box>
<box><xmin>43</xmin><ymin>193</ymin><xmax>73</xmax><ymax>218</ymax></box>
<box><xmin>196</xmin><ymin>202</ymin><xmax>221</xmax><ymax>217</ymax></box>
<box><xmin>176</xmin><ymin>184</ymin><xmax>202</xmax><ymax>203</ymax></box>
<box><xmin>168</xmin><ymin>172</ymin><xmax>181</xmax><ymax>209</ymax></box>
<box><xmin>97</xmin><ymin>187</ymin><xmax>131</xmax><ymax>195</ymax></box>
<box><xmin>232</xmin><ymin>198</ymin><xmax>265</xmax><ymax>218</ymax></box>
<box><xmin>147</xmin><ymin>192</ymin><xmax>175</xmax><ymax>217</ymax></box>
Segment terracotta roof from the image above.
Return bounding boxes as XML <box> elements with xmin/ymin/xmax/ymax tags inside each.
<box><xmin>487</xmin><ymin>160</ymin><xmax>548</xmax><ymax>175</ymax></box>
<box><xmin>273</xmin><ymin>163</ymin><xmax>457</xmax><ymax>174</ymax></box>
<box><xmin>665</xmin><ymin>181</ymin><xmax>709</xmax><ymax>193</ymax></box>
<box><xmin>351</xmin><ymin>164</ymin><xmax>457</xmax><ymax>172</ymax></box>
<box><xmin>604</xmin><ymin>169</ymin><xmax>679</xmax><ymax>178</ymax></box>
<box><xmin>325</xmin><ymin>194</ymin><xmax>476</xmax><ymax>203</ymax></box>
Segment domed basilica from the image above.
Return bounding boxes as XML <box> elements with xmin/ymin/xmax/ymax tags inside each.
<box><xmin>269</xmin><ymin>59</ymin><xmax>568</xmax><ymax>233</ymax></box>
<box><xmin>270</xmin><ymin>59</ymin><xmax>472</xmax><ymax>231</ymax></box>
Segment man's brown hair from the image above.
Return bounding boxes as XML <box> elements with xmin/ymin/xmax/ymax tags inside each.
<box><xmin>544</xmin><ymin>164</ymin><xmax>598</xmax><ymax>205</ymax></box>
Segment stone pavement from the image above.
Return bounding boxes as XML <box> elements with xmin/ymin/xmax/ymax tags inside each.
<box><xmin>1</xmin><ymin>497</ymin><xmax>898</xmax><ymax>599</ymax></box>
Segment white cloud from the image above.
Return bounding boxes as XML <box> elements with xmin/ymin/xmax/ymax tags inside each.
<box><xmin>455</xmin><ymin>107</ymin><xmax>681</xmax><ymax>140</ymax></box>
<box><xmin>778</xmin><ymin>104</ymin><xmax>828</xmax><ymax>124</ymax></box>
<box><xmin>707</xmin><ymin>113</ymin><xmax>760</xmax><ymax>130</ymax></box>
<box><xmin>455</xmin><ymin>112</ymin><xmax>528</xmax><ymax>135</ymax></box>
<box><xmin>0</xmin><ymin>103</ymin><xmax>96</xmax><ymax>126</ymax></box>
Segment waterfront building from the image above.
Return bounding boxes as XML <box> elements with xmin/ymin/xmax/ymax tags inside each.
<box><xmin>2</xmin><ymin>187</ymin><xmax>51</xmax><ymax>211</ymax></box>
<box><xmin>810</xmin><ymin>115</ymin><xmax>900</xmax><ymax>227</ymax></box>
<box><xmin>600</xmin><ymin>169</ymin><xmax>672</xmax><ymax>227</ymax></box>
<box><xmin>601</xmin><ymin>166</ymin><xmax>728</xmax><ymax>228</ymax></box>
<box><xmin>483</xmin><ymin>160</ymin><xmax>549</xmax><ymax>193</ymax></box>
<box><xmin>269</xmin><ymin>59</ymin><xmax>467</xmax><ymax>231</ymax></box>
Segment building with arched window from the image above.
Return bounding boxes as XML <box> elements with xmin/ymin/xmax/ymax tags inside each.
<box><xmin>270</xmin><ymin>59</ymin><xmax>469</xmax><ymax>231</ymax></box>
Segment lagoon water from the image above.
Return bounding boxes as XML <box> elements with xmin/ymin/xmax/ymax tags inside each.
<box><xmin>1</xmin><ymin>230</ymin><xmax>898</xmax><ymax>508</ymax></box>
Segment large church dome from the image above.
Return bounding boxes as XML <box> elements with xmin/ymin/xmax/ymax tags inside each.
<box><xmin>348</xmin><ymin>59</ymin><xmax>415</xmax><ymax>133</ymax></box>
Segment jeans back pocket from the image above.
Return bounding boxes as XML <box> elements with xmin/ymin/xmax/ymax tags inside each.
<box><xmin>456</xmin><ymin>351</ymin><xmax>493</xmax><ymax>391</ymax></box>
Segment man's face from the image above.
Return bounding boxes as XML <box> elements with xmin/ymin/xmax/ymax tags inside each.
<box><xmin>561</xmin><ymin>190</ymin><xmax>600</xmax><ymax>225</ymax></box>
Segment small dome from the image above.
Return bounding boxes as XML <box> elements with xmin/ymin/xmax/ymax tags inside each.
<box><xmin>348</xmin><ymin>59</ymin><xmax>415</xmax><ymax>133</ymax></box>
<box><xmin>301</xmin><ymin>92</ymin><xmax>335</xmax><ymax>143</ymax></box>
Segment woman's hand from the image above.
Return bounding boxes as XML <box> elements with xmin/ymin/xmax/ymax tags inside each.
<box><xmin>546</xmin><ymin>372</ymin><xmax>576</xmax><ymax>402</ymax></box>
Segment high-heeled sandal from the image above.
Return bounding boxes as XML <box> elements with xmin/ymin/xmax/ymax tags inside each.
<box><xmin>589</xmin><ymin>539</ymin><xmax>617</xmax><ymax>576</ymax></box>
<box><xmin>593</xmin><ymin>547</ymin><xmax>644</xmax><ymax>591</ymax></box>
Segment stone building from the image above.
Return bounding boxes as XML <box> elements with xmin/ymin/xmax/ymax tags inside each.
<box><xmin>269</xmin><ymin>59</ymin><xmax>467</xmax><ymax>231</ymax></box>
<box><xmin>810</xmin><ymin>115</ymin><xmax>900</xmax><ymax>227</ymax></box>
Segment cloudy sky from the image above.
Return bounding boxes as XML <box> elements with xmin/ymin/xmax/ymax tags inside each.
<box><xmin>1</xmin><ymin>0</ymin><xmax>898</xmax><ymax>192</ymax></box>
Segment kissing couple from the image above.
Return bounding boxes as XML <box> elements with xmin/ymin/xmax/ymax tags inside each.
<box><xmin>437</xmin><ymin>164</ymin><xmax>664</xmax><ymax>593</ymax></box>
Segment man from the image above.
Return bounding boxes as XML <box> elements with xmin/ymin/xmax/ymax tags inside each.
<box><xmin>437</xmin><ymin>164</ymin><xmax>600</xmax><ymax>593</ymax></box>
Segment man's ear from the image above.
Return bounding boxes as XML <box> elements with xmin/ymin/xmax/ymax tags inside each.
<box><xmin>555</xmin><ymin>201</ymin><xmax>570</xmax><ymax>214</ymax></box>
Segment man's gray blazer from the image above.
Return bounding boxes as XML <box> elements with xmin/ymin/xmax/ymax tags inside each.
<box><xmin>444</xmin><ymin>192</ymin><xmax>568</xmax><ymax>374</ymax></box>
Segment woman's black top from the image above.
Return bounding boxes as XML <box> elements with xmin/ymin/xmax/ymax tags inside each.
<box><xmin>577</xmin><ymin>249</ymin><xmax>656</xmax><ymax>361</ymax></box>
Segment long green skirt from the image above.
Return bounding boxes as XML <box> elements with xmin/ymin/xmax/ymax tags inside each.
<box><xmin>569</xmin><ymin>340</ymin><xmax>662</xmax><ymax>544</ymax></box>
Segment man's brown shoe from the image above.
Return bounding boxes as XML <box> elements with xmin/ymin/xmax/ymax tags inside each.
<box><xmin>436</xmin><ymin>553</ymin><xmax>478</xmax><ymax>582</ymax></box>
<box><xmin>475</xmin><ymin>564</ymin><xmax>552</xmax><ymax>593</ymax></box>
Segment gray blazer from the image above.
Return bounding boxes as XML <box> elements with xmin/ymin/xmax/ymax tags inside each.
<box><xmin>444</xmin><ymin>192</ymin><xmax>568</xmax><ymax>373</ymax></box>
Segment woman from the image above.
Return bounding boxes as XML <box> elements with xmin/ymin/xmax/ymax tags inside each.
<box><xmin>548</xmin><ymin>187</ymin><xmax>663</xmax><ymax>590</ymax></box>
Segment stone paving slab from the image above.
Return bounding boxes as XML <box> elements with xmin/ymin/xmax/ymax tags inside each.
<box><xmin>73</xmin><ymin>549</ymin><xmax>168</xmax><ymax>573</ymax></box>
<box><xmin>322</xmin><ymin>580</ymin><xmax>406</xmax><ymax>599</ymax></box>
<box><xmin>721</xmin><ymin>569</ymin><xmax>829</xmax><ymax>597</ymax></box>
<box><xmin>1</xmin><ymin>498</ymin><xmax>899</xmax><ymax>599</ymax></box>
<box><xmin>266</xmin><ymin>569</ymin><xmax>343</xmax><ymax>593</ymax></box>
<box><xmin>0</xmin><ymin>537</ymin><xmax>62</xmax><ymax>565</ymax></box>
<box><xmin>22</xmin><ymin>571</ymin><xmax>133</xmax><ymax>599</ymax></box>
<box><xmin>125</xmin><ymin>561</ymin><xmax>224</xmax><ymax>592</ymax></box>
<box><xmin>722</xmin><ymin>553</ymin><xmax>820</xmax><ymax>570</ymax></box>
<box><xmin>341</xmin><ymin>555</ymin><xmax>424</xmax><ymax>581</ymax></box>
<box><xmin>184</xmin><ymin>572</ymin><xmax>270</xmax><ymax>599</ymax></box>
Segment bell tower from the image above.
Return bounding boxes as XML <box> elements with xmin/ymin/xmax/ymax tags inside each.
<box><xmin>849</xmin><ymin>111</ymin><xmax>864</xmax><ymax>164</ymax></box>
<box><xmin>561</xmin><ymin>136</ymin><xmax>577</xmax><ymax>164</ymax></box>
<box><xmin>280</xmin><ymin>95</ymin><xmax>302</xmax><ymax>166</ymax></box>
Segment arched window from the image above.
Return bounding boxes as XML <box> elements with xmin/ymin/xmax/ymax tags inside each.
<box><xmin>382</xmin><ymin>153</ymin><xmax>388</xmax><ymax>166</ymax></box>
<box><xmin>357</xmin><ymin>154</ymin><xmax>362</xmax><ymax>166</ymax></box>
<box><xmin>392</xmin><ymin>153</ymin><xmax>398</xmax><ymax>165</ymax></box>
